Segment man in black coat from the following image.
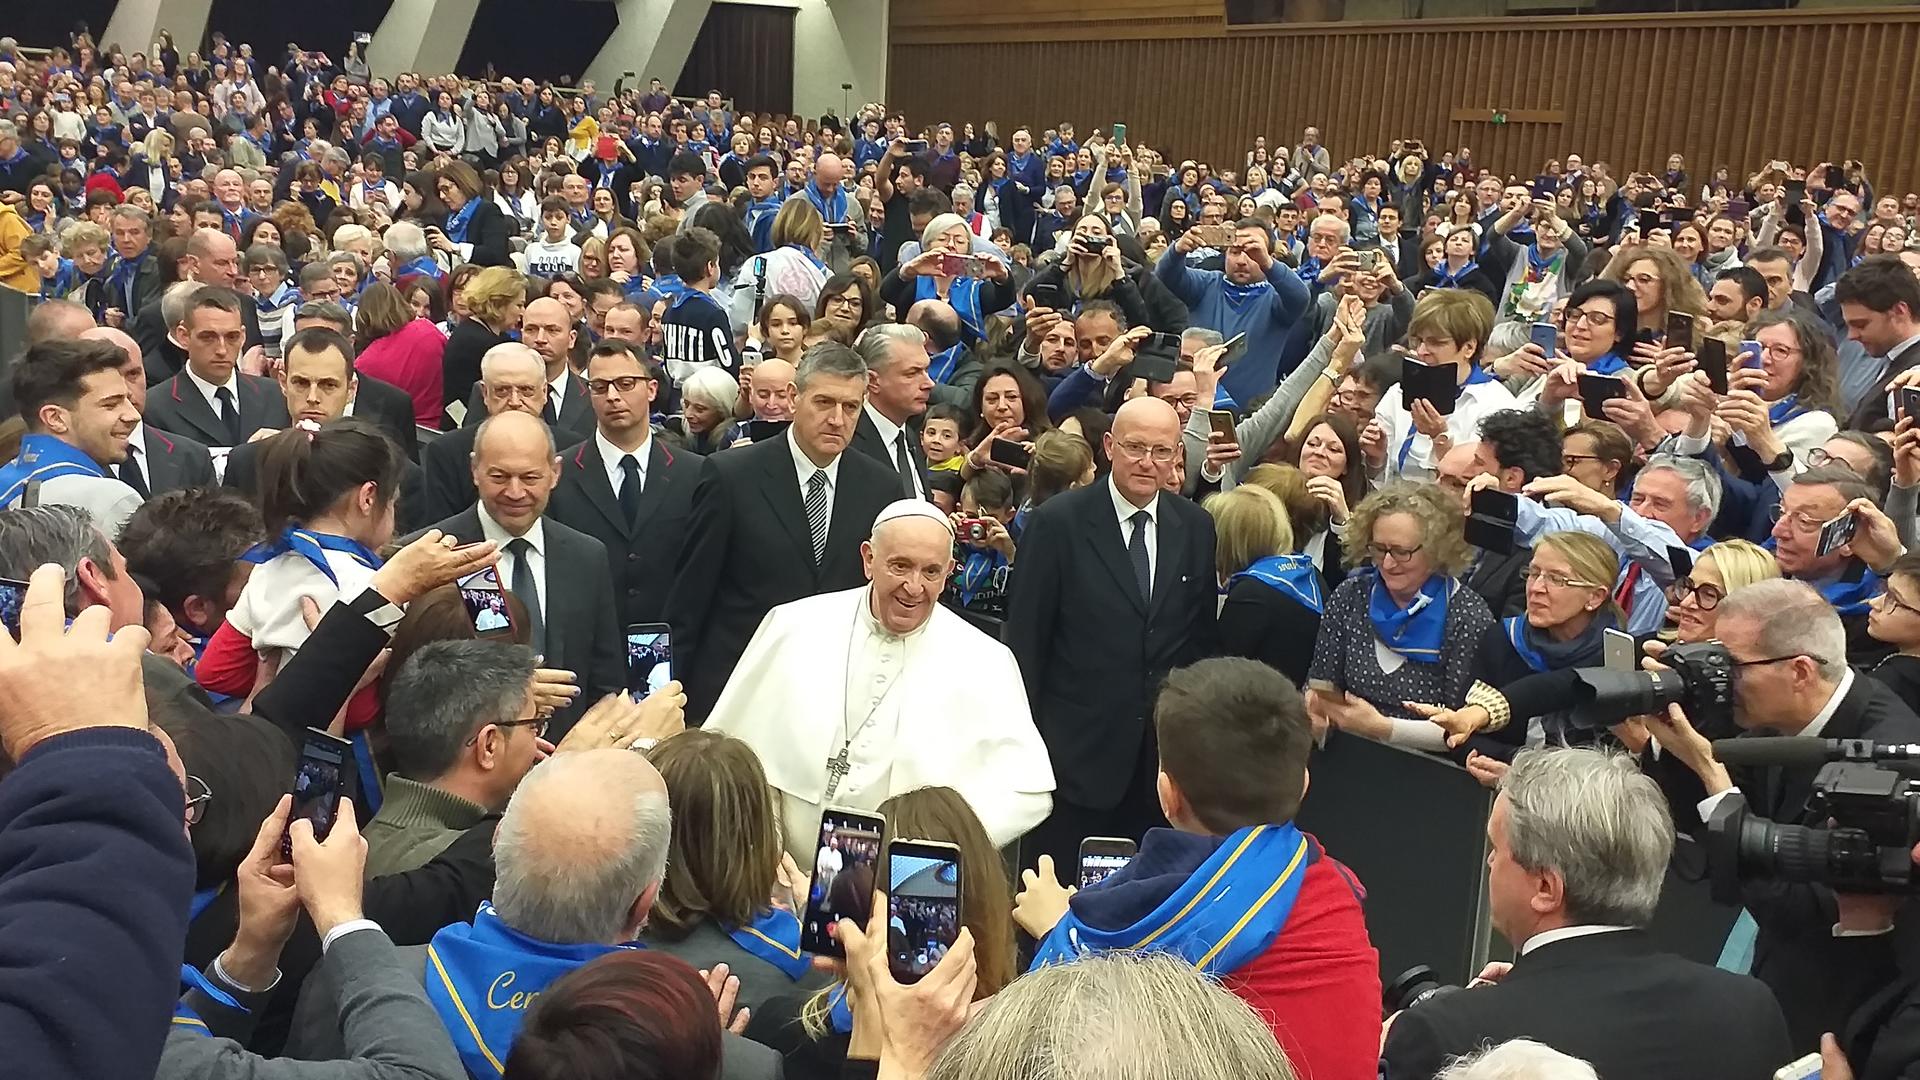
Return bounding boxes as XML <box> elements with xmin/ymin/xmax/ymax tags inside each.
<box><xmin>1379</xmin><ymin>748</ymin><xmax>1792</xmax><ymax>1080</ymax></box>
<box><xmin>421</xmin><ymin>343</ymin><xmax>555</xmax><ymax>523</ymax></box>
<box><xmin>130</xmin><ymin>231</ymin><xmax>264</xmax><ymax>381</ymax></box>
<box><xmin>665</xmin><ymin>343</ymin><xmax>903</xmax><ymax>724</ymax></box>
<box><xmin>1641</xmin><ymin>578</ymin><xmax>1920</xmax><ymax>1051</ymax></box>
<box><xmin>414</xmin><ymin>410</ymin><xmax>624</xmax><ymax>738</ymax></box>
<box><xmin>848</xmin><ymin>324</ymin><xmax>934</xmax><ymax>500</ymax></box>
<box><xmin>143</xmin><ymin>286</ymin><xmax>289</xmax><ymax>449</ymax></box>
<box><xmin>1005</xmin><ymin>397</ymin><xmax>1217</xmax><ymax>871</ymax></box>
<box><xmin>547</xmin><ymin>342</ymin><xmax>699</xmax><ymax>630</ymax></box>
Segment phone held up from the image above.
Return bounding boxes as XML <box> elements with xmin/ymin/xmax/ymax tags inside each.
<box><xmin>284</xmin><ymin>727</ymin><xmax>352</xmax><ymax>860</ymax></box>
<box><xmin>456</xmin><ymin>567</ymin><xmax>516</xmax><ymax>640</ymax></box>
<box><xmin>0</xmin><ymin>576</ymin><xmax>27</xmax><ymax>638</ymax></box>
<box><xmin>1078</xmin><ymin>836</ymin><xmax>1138</xmax><ymax>889</ymax></box>
<box><xmin>886</xmin><ymin>839</ymin><xmax>964</xmax><ymax>984</ymax></box>
<box><xmin>801</xmin><ymin>807</ymin><xmax>886</xmax><ymax>957</ymax></box>
<box><xmin>625</xmin><ymin>622</ymin><xmax>672</xmax><ymax>700</ymax></box>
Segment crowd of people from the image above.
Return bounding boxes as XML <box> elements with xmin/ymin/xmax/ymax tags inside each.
<box><xmin>3</xmin><ymin>19</ymin><xmax>1920</xmax><ymax>1080</ymax></box>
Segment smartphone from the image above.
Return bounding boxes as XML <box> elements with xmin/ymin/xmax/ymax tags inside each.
<box><xmin>1078</xmin><ymin>234</ymin><xmax>1112</xmax><ymax>254</ymax></box>
<box><xmin>1900</xmin><ymin>386</ymin><xmax>1920</xmax><ymax>422</ymax></box>
<box><xmin>1401</xmin><ymin>356</ymin><xmax>1459</xmax><ymax>416</ymax></box>
<box><xmin>989</xmin><ymin>438</ymin><xmax>1032</xmax><ymax>470</ymax></box>
<box><xmin>1740</xmin><ymin>339</ymin><xmax>1764</xmax><ymax>370</ymax></box>
<box><xmin>1111</xmin><ymin>122</ymin><xmax>1127</xmax><ymax>145</ymax></box>
<box><xmin>1131</xmin><ymin>331</ymin><xmax>1181</xmax><ymax>383</ymax></box>
<box><xmin>456</xmin><ymin>567</ymin><xmax>515</xmax><ymax>641</ymax></box>
<box><xmin>283</xmin><ymin>727</ymin><xmax>352</xmax><ymax>860</ymax></box>
<box><xmin>901</xmin><ymin>138</ymin><xmax>929</xmax><ymax>154</ymax></box>
<box><xmin>1816</xmin><ymin>510</ymin><xmax>1858</xmax><ymax>557</ymax></box>
<box><xmin>1783</xmin><ymin>178</ymin><xmax>1806</xmax><ymax>206</ymax></box>
<box><xmin>938</xmin><ymin>253</ymin><xmax>972</xmax><ymax>277</ymax></box>
<box><xmin>801</xmin><ymin>807</ymin><xmax>887</xmax><ymax>957</ymax></box>
<box><xmin>1221</xmin><ymin>331</ymin><xmax>1249</xmax><ymax>365</ymax></box>
<box><xmin>1078</xmin><ymin>836</ymin><xmax>1138</xmax><ymax>889</ymax></box>
<box><xmin>1025</xmin><ymin>282</ymin><xmax>1065</xmax><ymax>310</ymax></box>
<box><xmin>0</xmin><ymin>576</ymin><xmax>27</xmax><ymax>639</ymax></box>
<box><xmin>625</xmin><ymin>622</ymin><xmax>671</xmax><ymax>699</ymax></box>
<box><xmin>747</xmin><ymin>418</ymin><xmax>791</xmax><ymax>443</ymax></box>
<box><xmin>1464</xmin><ymin>487</ymin><xmax>1518</xmax><ymax>555</ymax></box>
<box><xmin>1202</xmin><ymin>222</ymin><xmax>1234</xmax><ymax>247</ymax></box>
<box><xmin>1665</xmin><ymin>311</ymin><xmax>1695</xmax><ymax>351</ymax></box>
<box><xmin>1577</xmin><ymin>373</ymin><xmax>1627</xmax><ymax>417</ymax></box>
<box><xmin>1528</xmin><ymin>322</ymin><xmax>1558</xmax><ymax>356</ymax></box>
<box><xmin>1773</xmin><ymin>1052</ymin><xmax>1821</xmax><ymax>1080</ymax></box>
<box><xmin>1530</xmin><ymin>178</ymin><xmax>1554</xmax><ymax>200</ymax></box>
<box><xmin>1207</xmin><ymin>409</ymin><xmax>1237</xmax><ymax>441</ymax></box>
<box><xmin>353</xmin><ymin>31</ymin><xmax>373</xmax><ymax>44</ymax></box>
<box><xmin>885</xmin><ymin>839</ymin><xmax>963</xmax><ymax>985</ymax></box>
<box><xmin>1697</xmin><ymin>337</ymin><xmax>1730</xmax><ymax>394</ymax></box>
<box><xmin>1602</xmin><ymin>627</ymin><xmax>1636</xmax><ymax>672</ymax></box>
<box><xmin>1355</xmin><ymin>248</ymin><xmax>1380</xmax><ymax>271</ymax></box>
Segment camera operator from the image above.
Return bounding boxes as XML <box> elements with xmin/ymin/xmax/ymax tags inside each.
<box><xmin>1640</xmin><ymin>578</ymin><xmax>1920</xmax><ymax>1049</ymax></box>
<box><xmin>1818</xmin><ymin>839</ymin><xmax>1920</xmax><ymax>1080</ymax></box>
<box><xmin>1379</xmin><ymin>747</ymin><xmax>1790</xmax><ymax>1080</ymax></box>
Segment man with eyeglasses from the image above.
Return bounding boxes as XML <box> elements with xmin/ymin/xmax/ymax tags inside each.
<box><xmin>1639</xmin><ymin>578</ymin><xmax>1920</xmax><ymax>1051</ymax></box>
<box><xmin>548</xmin><ymin>340</ymin><xmax>702</xmax><ymax>628</ymax></box>
<box><xmin>1007</xmin><ymin>396</ymin><xmax>1218</xmax><ymax>874</ymax></box>
<box><xmin>1767</xmin><ymin>465</ymin><xmax>1890</xmax><ymax>664</ymax></box>
<box><xmin>420</xmin><ymin>343</ymin><xmax>552</xmax><ymax>525</ymax></box>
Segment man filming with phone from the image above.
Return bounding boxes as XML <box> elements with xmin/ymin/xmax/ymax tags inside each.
<box><xmin>1156</xmin><ymin>216</ymin><xmax>1309</xmax><ymax>406</ymax></box>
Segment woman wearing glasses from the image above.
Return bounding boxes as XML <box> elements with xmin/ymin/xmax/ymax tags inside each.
<box><xmin>1305</xmin><ymin>483</ymin><xmax>1494</xmax><ymax>750</ymax></box>
<box><xmin>1712</xmin><ymin>307</ymin><xmax>1843</xmax><ymax>473</ymax></box>
<box><xmin>1667</xmin><ymin>539</ymin><xmax>1779</xmax><ymax>645</ymax></box>
<box><xmin>1600</xmin><ymin>241</ymin><xmax>1706</xmax><ymax>351</ymax></box>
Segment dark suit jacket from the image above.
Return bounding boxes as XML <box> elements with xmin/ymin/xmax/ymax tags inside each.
<box><xmin>460</xmin><ymin>372</ymin><xmax>594</xmax><ymax>445</ymax></box>
<box><xmin>548</xmin><ymin>436</ymin><xmax>701</xmax><ymax>628</ymax></box>
<box><xmin>137</xmin><ymin>425</ymin><xmax>217</xmax><ymax>494</ymax></box>
<box><xmin>1379</xmin><ymin>930</ymin><xmax>1791</xmax><ymax>1080</ymax></box>
<box><xmin>143</xmin><ymin>371</ymin><xmax>290</xmax><ymax>448</ymax></box>
<box><xmin>453</xmin><ymin>199</ymin><xmax>514</xmax><ymax>268</ymax></box>
<box><xmin>440</xmin><ymin>320</ymin><xmax>509</xmax><ymax>417</ymax></box>
<box><xmin>420</xmin><ymin>506</ymin><xmax>623</xmax><ymax>736</ymax></box>
<box><xmin>848</xmin><ymin>409</ymin><xmax>927</xmax><ymax>500</ymax></box>
<box><xmin>131</xmin><ymin>289</ymin><xmax>263</xmax><ymax>383</ymax></box>
<box><xmin>665</xmin><ymin>434</ymin><xmax>903</xmax><ymax>723</ymax></box>
<box><xmin>352</xmin><ymin>375</ymin><xmax>423</xmax><ymax>461</ymax></box>
<box><xmin>1467</xmin><ymin>546</ymin><xmax>1529</xmax><ymax>620</ymax></box>
<box><xmin>1648</xmin><ymin>673</ymin><xmax>1920</xmax><ymax>1049</ymax></box>
<box><xmin>1848</xmin><ymin>337</ymin><xmax>1920</xmax><ymax>429</ymax></box>
<box><xmin>419</xmin><ymin>424</ymin><xmax>481</xmax><ymax>524</ymax></box>
<box><xmin>1003</xmin><ymin>480</ymin><xmax>1217</xmax><ymax>809</ymax></box>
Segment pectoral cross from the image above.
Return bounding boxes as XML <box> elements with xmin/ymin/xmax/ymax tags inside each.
<box><xmin>824</xmin><ymin>746</ymin><xmax>851</xmax><ymax>801</ymax></box>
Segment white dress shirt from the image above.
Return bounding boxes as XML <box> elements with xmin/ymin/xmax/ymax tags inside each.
<box><xmin>123</xmin><ymin>422</ymin><xmax>151</xmax><ymax>491</ymax></box>
<box><xmin>184</xmin><ymin>366</ymin><xmax>241</xmax><ymax>435</ymax></box>
<box><xmin>789</xmin><ymin>429</ymin><xmax>842</xmax><ymax>512</ymax></box>
<box><xmin>1518</xmin><ymin>924</ymin><xmax>1633</xmax><ymax>956</ymax></box>
<box><xmin>546</xmin><ymin>368</ymin><xmax>571</xmax><ymax>419</ymax></box>
<box><xmin>596</xmin><ymin>429</ymin><xmax>650</xmax><ymax>497</ymax></box>
<box><xmin>863</xmin><ymin>402</ymin><xmax>924</xmax><ymax>499</ymax></box>
<box><xmin>476</xmin><ymin>504</ymin><xmax>548</xmax><ymax>624</ymax></box>
<box><xmin>1108</xmin><ymin>477</ymin><xmax>1159</xmax><ymax>590</ymax></box>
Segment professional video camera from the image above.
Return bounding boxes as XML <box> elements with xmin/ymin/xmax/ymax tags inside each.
<box><xmin>1704</xmin><ymin>738</ymin><xmax>1920</xmax><ymax>899</ymax></box>
<box><xmin>1566</xmin><ymin>641</ymin><xmax>1737</xmax><ymax>735</ymax></box>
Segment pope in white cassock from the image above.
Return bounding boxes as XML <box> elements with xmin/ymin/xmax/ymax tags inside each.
<box><xmin>707</xmin><ymin>498</ymin><xmax>1056</xmax><ymax>860</ymax></box>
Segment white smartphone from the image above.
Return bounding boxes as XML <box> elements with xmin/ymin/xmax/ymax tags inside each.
<box><xmin>1602</xmin><ymin>627</ymin><xmax>1636</xmax><ymax>672</ymax></box>
<box><xmin>1772</xmin><ymin>1052</ymin><xmax>1820</xmax><ymax>1080</ymax></box>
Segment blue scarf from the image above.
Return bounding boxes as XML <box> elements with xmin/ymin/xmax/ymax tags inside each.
<box><xmin>256</xmin><ymin>282</ymin><xmax>297</xmax><ymax>313</ymax></box>
<box><xmin>1502</xmin><ymin>613</ymin><xmax>1611</xmax><ymax>674</ymax></box>
<box><xmin>928</xmin><ymin>342</ymin><xmax>966</xmax><ymax>385</ymax></box>
<box><xmin>956</xmin><ymin>546</ymin><xmax>1009</xmax><ymax>606</ymax></box>
<box><xmin>108</xmin><ymin>249</ymin><xmax>146</xmax><ymax>310</ymax></box>
<box><xmin>0</xmin><ymin>434</ymin><xmax>110</xmax><ymax>506</ymax></box>
<box><xmin>915</xmin><ymin>274</ymin><xmax>986</xmax><ymax>342</ymax></box>
<box><xmin>745</xmin><ymin>195</ymin><xmax>783</xmax><ymax>249</ymax></box>
<box><xmin>1032</xmin><ymin>824</ymin><xmax>1312</xmax><ymax>976</ymax></box>
<box><xmin>568</xmin><ymin>207</ymin><xmax>597</xmax><ymax>233</ymax></box>
<box><xmin>804</xmin><ymin>182</ymin><xmax>848</xmax><ymax>224</ymax></box>
<box><xmin>647</xmin><ymin>274</ymin><xmax>691</xmax><ymax>306</ymax></box>
<box><xmin>444</xmin><ymin>197</ymin><xmax>480</xmax><ymax>245</ymax></box>
<box><xmin>1434</xmin><ymin>260</ymin><xmax>1481</xmax><ymax>289</ymax></box>
<box><xmin>1586</xmin><ymin>350</ymin><xmax>1627</xmax><ymax>376</ymax></box>
<box><xmin>1811</xmin><ymin>565</ymin><xmax>1884</xmax><ymax>618</ymax></box>
<box><xmin>725</xmin><ymin>907</ymin><xmax>811</xmax><ymax>980</ymax></box>
<box><xmin>239</xmin><ymin>526</ymin><xmax>382</xmax><ymax>586</ymax></box>
<box><xmin>1230</xmin><ymin>554</ymin><xmax>1324</xmax><ymax>615</ymax></box>
<box><xmin>1008</xmin><ymin>150</ymin><xmax>1036</xmax><ymax>177</ymax></box>
<box><xmin>1367</xmin><ymin>570</ymin><xmax>1453</xmax><ymax>662</ymax></box>
<box><xmin>426</xmin><ymin>903</ymin><xmax>641</xmax><ymax>1078</ymax></box>
<box><xmin>1219</xmin><ymin>277</ymin><xmax>1273</xmax><ymax>312</ymax></box>
<box><xmin>1767</xmin><ymin>393</ymin><xmax>1809</xmax><ymax>426</ymax></box>
<box><xmin>172</xmin><ymin>961</ymin><xmax>245</xmax><ymax>1038</ymax></box>
<box><xmin>1295</xmin><ymin>255</ymin><xmax>1325</xmax><ymax>287</ymax></box>
<box><xmin>396</xmin><ymin>255</ymin><xmax>445</xmax><ymax>282</ymax></box>
<box><xmin>784</xmin><ymin>242</ymin><xmax>827</xmax><ymax>275</ymax></box>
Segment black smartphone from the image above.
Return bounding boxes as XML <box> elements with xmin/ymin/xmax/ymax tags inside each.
<box><xmin>1025</xmin><ymin>282</ymin><xmax>1066</xmax><ymax>310</ymax></box>
<box><xmin>989</xmin><ymin>438</ymin><xmax>1032</xmax><ymax>470</ymax></box>
<box><xmin>1077</xmin><ymin>836</ymin><xmax>1137</xmax><ymax>889</ymax></box>
<box><xmin>1577</xmin><ymin>372</ymin><xmax>1627</xmax><ymax>417</ymax></box>
<box><xmin>1816</xmin><ymin>511</ymin><xmax>1858</xmax><ymax>557</ymax></box>
<box><xmin>1783</xmin><ymin>177</ymin><xmax>1806</xmax><ymax>204</ymax></box>
<box><xmin>1528</xmin><ymin>322</ymin><xmax>1558</xmax><ymax>356</ymax></box>
<box><xmin>1665</xmin><ymin>311</ymin><xmax>1695</xmax><ymax>351</ymax></box>
<box><xmin>1131</xmin><ymin>331</ymin><xmax>1182</xmax><ymax>384</ymax></box>
<box><xmin>901</xmin><ymin>139</ymin><xmax>929</xmax><ymax>154</ymax></box>
<box><xmin>1530</xmin><ymin>178</ymin><xmax>1553</xmax><ymax>200</ymax></box>
<box><xmin>1221</xmin><ymin>331</ymin><xmax>1249</xmax><ymax>365</ymax></box>
<box><xmin>456</xmin><ymin>567</ymin><xmax>515</xmax><ymax>641</ymax></box>
<box><xmin>1401</xmin><ymin>357</ymin><xmax>1459</xmax><ymax>416</ymax></box>
<box><xmin>748</xmin><ymin>418</ymin><xmax>791</xmax><ymax>443</ymax></box>
<box><xmin>625</xmin><ymin>622</ymin><xmax>671</xmax><ymax>699</ymax></box>
<box><xmin>283</xmin><ymin>727</ymin><xmax>352</xmax><ymax>861</ymax></box>
<box><xmin>1900</xmin><ymin>386</ymin><xmax>1920</xmax><ymax>422</ymax></box>
<box><xmin>1698</xmin><ymin>337</ymin><xmax>1729</xmax><ymax>395</ymax></box>
<box><xmin>885</xmin><ymin>839</ymin><xmax>963</xmax><ymax>985</ymax></box>
<box><xmin>1464</xmin><ymin>487</ymin><xmax>1519</xmax><ymax>555</ymax></box>
<box><xmin>1078</xmin><ymin>234</ymin><xmax>1111</xmax><ymax>253</ymax></box>
<box><xmin>0</xmin><ymin>576</ymin><xmax>27</xmax><ymax>639</ymax></box>
<box><xmin>801</xmin><ymin>807</ymin><xmax>886</xmax><ymax>957</ymax></box>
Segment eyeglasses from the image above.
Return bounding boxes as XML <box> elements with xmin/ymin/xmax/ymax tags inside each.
<box><xmin>1114</xmin><ymin>440</ymin><xmax>1179</xmax><ymax>464</ymax></box>
<box><xmin>1804</xmin><ymin>447</ymin><xmax>1858</xmax><ymax>472</ymax></box>
<box><xmin>1767</xmin><ymin>505</ymin><xmax>1828</xmax><ymax>535</ymax></box>
<box><xmin>184</xmin><ymin>774</ymin><xmax>212</xmax><ymax>827</ymax></box>
<box><xmin>1623</xmin><ymin>273</ymin><xmax>1661</xmax><ymax>288</ymax></box>
<box><xmin>825</xmin><ymin>294</ymin><xmax>861</xmax><ymax>309</ymax></box>
<box><xmin>1524</xmin><ymin>567</ymin><xmax>1603</xmax><ymax>590</ymax></box>
<box><xmin>1875</xmin><ymin>588</ymin><xmax>1920</xmax><ymax>618</ymax></box>
<box><xmin>588</xmin><ymin>375</ymin><xmax>653</xmax><ymax>395</ymax></box>
<box><xmin>466</xmin><ymin>716</ymin><xmax>549</xmax><ymax>746</ymax></box>
<box><xmin>1561</xmin><ymin>453</ymin><xmax>1602</xmax><ymax>469</ymax></box>
<box><xmin>1563</xmin><ymin>308</ymin><xmax>1616</xmax><ymax>328</ymax></box>
<box><xmin>1733</xmin><ymin>653</ymin><xmax>1823</xmax><ymax>672</ymax></box>
<box><xmin>1365</xmin><ymin>542</ymin><xmax>1425</xmax><ymax>564</ymax></box>
<box><xmin>1667</xmin><ymin>577</ymin><xmax>1728</xmax><ymax>610</ymax></box>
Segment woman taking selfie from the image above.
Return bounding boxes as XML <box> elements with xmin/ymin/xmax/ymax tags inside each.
<box><xmin>881</xmin><ymin>213</ymin><xmax>1015</xmax><ymax>346</ymax></box>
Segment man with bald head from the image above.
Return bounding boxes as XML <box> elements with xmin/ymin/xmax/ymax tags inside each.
<box><xmin>417</xmin><ymin>410</ymin><xmax>622</xmax><ymax>735</ymax></box>
<box><xmin>460</xmin><ymin>296</ymin><xmax>592</xmax><ymax>442</ymax></box>
<box><xmin>83</xmin><ymin>325</ymin><xmax>216</xmax><ymax>496</ymax></box>
<box><xmin>1007</xmin><ymin>395</ymin><xmax>1218</xmax><ymax>871</ymax></box>
<box><xmin>288</xmin><ymin>747</ymin><xmax>780</xmax><ymax>1079</ymax></box>
<box><xmin>423</xmin><ymin>342</ymin><xmax>558</xmax><ymax>523</ymax></box>
<box><xmin>805</xmin><ymin>152</ymin><xmax>867</xmax><ymax>262</ymax></box>
<box><xmin>132</xmin><ymin>228</ymin><xmax>263</xmax><ymax>377</ymax></box>
<box><xmin>709</xmin><ymin>499</ymin><xmax>1054</xmax><ymax>860</ymax></box>
<box><xmin>209</xmin><ymin>168</ymin><xmax>261</xmax><ymax>242</ymax></box>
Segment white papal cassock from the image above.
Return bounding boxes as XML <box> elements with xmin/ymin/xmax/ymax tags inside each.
<box><xmin>706</xmin><ymin>585</ymin><xmax>1056</xmax><ymax>860</ymax></box>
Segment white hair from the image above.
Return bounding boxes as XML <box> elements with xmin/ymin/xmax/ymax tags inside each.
<box><xmin>1718</xmin><ymin>577</ymin><xmax>1848</xmax><ymax>672</ymax></box>
<box><xmin>1436</xmin><ymin>1039</ymin><xmax>1599</xmax><ymax>1080</ymax></box>
<box><xmin>1500</xmin><ymin>749</ymin><xmax>1672</xmax><ymax>928</ymax></box>
<box><xmin>1637</xmin><ymin>453</ymin><xmax>1723</xmax><ymax>520</ymax></box>
<box><xmin>382</xmin><ymin>221</ymin><xmax>429</xmax><ymax>262</ymax></box>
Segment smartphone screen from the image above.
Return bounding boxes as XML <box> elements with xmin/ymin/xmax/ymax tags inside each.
<box><xmin>1816</xmin><ymin>511</ymin><xmax>1858</xmax><ymax>557</ymax></box>
<box><xmin>283</xmin><ymin>727</ymin><xmax>352</xmax><ymax>860</ymax></box>
<box><xmin>456</xmin><ymin>567</ymin><xmax>515</xmax><ymax>641</ymax></box>
<box><xmin>1078</xmin><ymin>836</ymin><xmax>1138</xmax><ymax>889</ymax></box>
<box><xmin>801</xmin><ymin>808</ymin><xmax>886</xmax><ymax>957</ymax></box>
<box><xmin>886</xmin><ymin>840</ymin><xmax>962</xmax><ymax>985</ymax></box>
<box><xmin>0</xmin><ymin>576</ymin><xmax>28</xmax><ymax>638</ymax></box>
<box><xmin>1111</xmin><ymin>122</ymin><xmax>1126</xmax><ymax>145</ymax></box>
<box><xmin>1221</xmin><ymin>331</ymin><xmax>1249</xmax><ymax>365</ymax></box>
<box><xmin>625</xmin><ymin>622</ymin><xmax>671</xmax><ymax>699</ymax></box>
<box><xmin>1698</xmin><ymin>337</ymin><xmax>1730</xmax><ymax>394</ymax></box>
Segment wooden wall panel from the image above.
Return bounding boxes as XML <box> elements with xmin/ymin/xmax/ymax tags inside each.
<box><xmin>887</xmin><ymin>10</ymin><xmax>1920</xmax><ymax>193</ymax></box>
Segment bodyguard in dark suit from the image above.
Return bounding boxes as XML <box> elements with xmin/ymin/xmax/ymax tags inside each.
<box><xmin>416</xmin><ymin>411</ymin><xmax>624</xmax><ymax>736</ymax></box>
<box><xmin>1006</xmin><ymin>397</ymin><xmax>1216</xmax><ymax>871</ymax></box>
<box><xmin>126</xmin><ymin>424</ymin><xmax>217</xmax><ymax>497</ymax></box>
<box><xmin>848</xmin><ymin>324</ymin><xmax>935</xmax><ymax>500</ymax></box>
<box><xmin>547</xmin><ymin>342</ymin><xmax>700</xmax><ymax>629</ymax></box>
<box><xmin>459</xmin><ymin>371</ymin><xmax>594</xmax><ymax>446</ymax></box>
<box><xmin>142</xmin><ymin>287</ymin><xmax>289</xmax><ymax>448</ymax></box>
<box><xmin>666</xmin><ymin>343</ymin><xmax>904</xmax><ymax>724</ymax></box>
<box><xmin>1380</xmin><ymin>749</ymin><xmax>1791</xmax><ymax>1080</ymax></box>
<box><xmin>1640</xmin><ymin>579</ymin><xmax>1920</xmax><ymax>1051</ymax></box>
<box><xmin>422</xmin><ymin>343</ymin><xmax>555</xmax><ymax>523</ymax></box>
<box><xmin>129</xmin><ymin>232</ymin><xmax>265</xmax><ymax>381</ymax></box>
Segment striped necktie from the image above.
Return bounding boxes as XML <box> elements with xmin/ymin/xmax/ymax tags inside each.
<box><xmin>805</xmin><ymin>470</ymin><xmax>830</xmax><ymax>565</ymax></box>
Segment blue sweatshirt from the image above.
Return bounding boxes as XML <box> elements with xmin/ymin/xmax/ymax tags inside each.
<box><xmin>0</xmin><ymin>727</ymin><xmax>195</xmax><ymax>1080</ymax></box>
<box><xmin>1155</xmin><ymin>245</ymin><xmax>1311</xmax><ymax>403</ymax></box>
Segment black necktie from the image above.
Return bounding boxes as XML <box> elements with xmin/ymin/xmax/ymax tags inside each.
<box><xmin>1128</xmin><ymin>509</ymin><xmax>1152</xmax><ymax>600</ymax></box>
<box><xmin>542</xmin><ymin>388</ymin><xmax>559</xmax><ymax>426</ymax></box>
<box><xmin>118</xmin><ymin>450</ymin><xmax>149</xmax><ymax>499</ymax></box>
<box><xmin>893</xmin><ymin>431</ymin><xmax>919</xmax><ymax>498</ymax></box>
<box><xmin>618</xmin><ymin>454</ymin><xmax>642</xmax><ymax>526</ymax></box>
<box><xmin>214</xmin><ymin>386</ymin><xmax>241</xmax><ymax>445</ymax></box>
<box><xmin>506</xmin><ymin>537</ymin><xmax>546</xmax><ymax>654</ymax></box>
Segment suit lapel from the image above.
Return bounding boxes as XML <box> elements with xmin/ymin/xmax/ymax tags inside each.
<box><xmin>1148</xmin><ymin>502</ymin><xmax>1187</xmax><ymax>617</ymax></box>
<box><xmin>632</xmin><ymin>439</ymin><xmax>675</xmax><ymax>526</ymax></box>
<box><xmin>1082</xmin><ymin>486</ymin><xmax>1148</xmax><ymax>615</ymax></box>
<box><xmin>559</xmin><ymin>374</ymin><xmax>590</xmax><ymax>431</ymax></box>
<box><xmin>168</xmin><ymin>375</ymin><xmax>228</xmax><ymax>445</ymax></box>
<box><xmin>756</xmin><ymin>440</ymin><xmax>815</xmax><ymax>570</ymax></box>
<box><xmin>570</xmin><ymin>441</ymin><xmax>634</xmax><ymax>539</ymax></box>
<box><xmin>144</xmin><ymin>429</ymin><xmax>177</xmax><ymax>490</ymax></box>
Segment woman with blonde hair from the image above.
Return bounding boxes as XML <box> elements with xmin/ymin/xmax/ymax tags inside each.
<box><xmin>440</xmin><ymin>265</ymin><xmax>526</xmax><ymax>419</ymax></box>
<box><xmin>578</xmin><ymin>233</ymin><xmax>607</xmax><ymax>279</ymax></box>
<box><xmin>1667</xmin><ymin>537</ymin><xmax>1779</xmax><ymax>644</ymax></box>
<box><xmin>643</xmin><ymin>731</ymin><xmax>825</xmax><ymax>1013</ymax></box>
<box><xmin>730</xmin><ymin>197</ymin><xmax>829</xmax><ymax>328</ymax></box>
<box><xmin>1206</xmin><ymin>484</ymin><xmax>1322</xmax><ymax>684</ymax></box>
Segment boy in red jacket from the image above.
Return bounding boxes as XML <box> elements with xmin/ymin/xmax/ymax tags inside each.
<box><xmin>1019</xmin><ymin>657</ymin><xmax>1381</xmax><ymax>1080</ymax></box>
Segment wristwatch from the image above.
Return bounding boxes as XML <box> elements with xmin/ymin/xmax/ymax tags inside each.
<box><xmin>1763</xmin><ymin>447</ymin><xmax>1795</xmax><ymax>473</ymax></box>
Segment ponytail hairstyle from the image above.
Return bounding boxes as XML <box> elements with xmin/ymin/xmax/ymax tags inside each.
<box><xmin>256</xmin><ymin>416</ymin><xmax>407</xmax><ymax>538</ymax></box>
